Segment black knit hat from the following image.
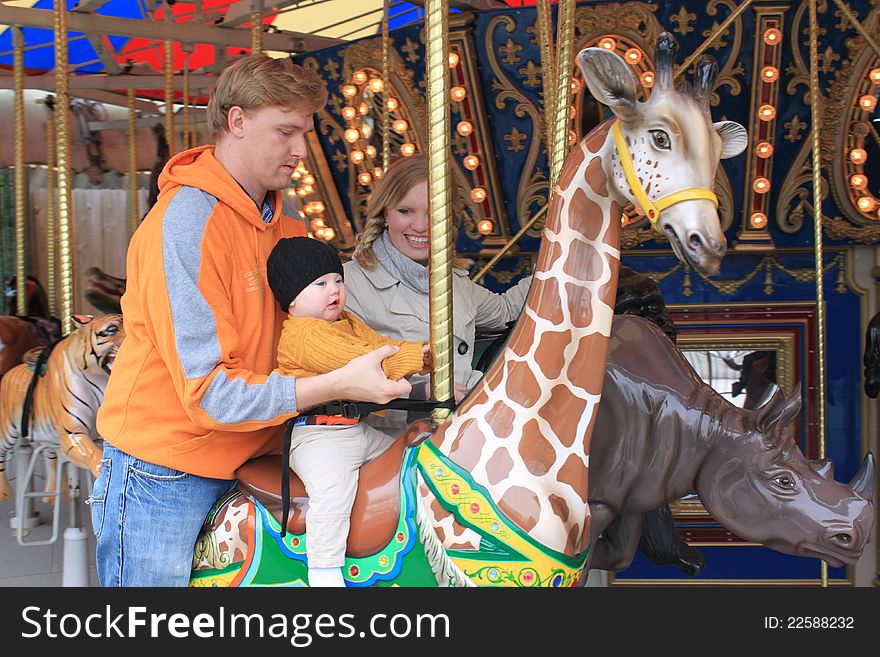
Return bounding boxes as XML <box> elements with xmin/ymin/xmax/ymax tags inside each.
<box><xmin>267</xmin><ymin>237</ymin><xmax>344</xmax><ymax>311</ymax></box>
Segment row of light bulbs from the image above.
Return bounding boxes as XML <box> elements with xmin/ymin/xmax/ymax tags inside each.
<box><xmin>749</xmin><ymin>27</ymin><xmax>783</xmax><ymax>230</ymax></box>
<box><xmin>849</xmin><ymin>66</ymin><xmax>880</xmax><ymax>217</ymax></box>
<box><xmin>285</xmin><ymin>161</ymin><xmax>336</xmax><ymax>241</ymax></box>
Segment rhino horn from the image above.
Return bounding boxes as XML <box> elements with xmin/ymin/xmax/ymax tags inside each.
<box><xmin>849</xmin><ymin>452</ymin><xmax>875</xmax><ymax>501</ymax></box>
<box><xmin>809</xmin><ymin>459</ymin><xmax>834</xmax><ymax>480</ymax></box>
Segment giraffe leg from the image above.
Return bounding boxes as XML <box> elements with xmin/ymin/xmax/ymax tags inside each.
<box><xmin>590</xmin><ymin>512</ymin><xmax>644</xmax><ymax>572</ymax></box>
<box><xmin>61</xmin><ymin>432</ymin><xmax>102</xmax><ymax>478</ymax></box>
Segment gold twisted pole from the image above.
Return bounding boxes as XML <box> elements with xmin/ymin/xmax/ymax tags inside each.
<box><xmin>164</xmin><ymin>38</ymin><xmax>176</xmax><ymax>156</ymax></box>
<box><xmin>808</xmin><ymin>0</ymin><xmax>829</xmax><ymax>589</ymax></box>
<box><xmin>675</xmin><ymin>0</ymin><xmax>753</xmax><ymax>81</ymax></box>
<box><xmin>251</xmin><ymin>0</ymin><xmax>263</xmax><ymax>54</ymax></box>
<box><xmin>549</xmin><ymin>0</ymin><xmax>575</xmax><ymax>188</ymax></box>
<box><xmin>381</xmin><ymin>0</ymin><xmax>391</xmax><ymax>172</ymax></box>
<box><xmin>55</xmin><ymin>0</ymin><xmax>74</xmax><ymax>334</ymax></box>
<box><xmin>536</xmin><ymin>0</ymin><xmax>556</xmax><ymax>163</ymax></box>
<box><xmin>128</xmin><ymin>89</ymin><xmax>139</xmax><ymax>238</ymax></box>
<box><xmin>425</xmin><ymin>0</ymin><xmax>454</xmax><ymax>421</ymax></box>
<box><xmin>471</xmin><ymin>204</ymin><xmax>549</xmax><ymax>284</ymax></box>
<box><xmin>13</xmin><ymin>27</ymin><xmax>26</xmax><ymax>314</ymax></box>
<box><xmin>45</xmin><ymin>103</ymin><xmax>57</xmax><ymax>317</ymax></box>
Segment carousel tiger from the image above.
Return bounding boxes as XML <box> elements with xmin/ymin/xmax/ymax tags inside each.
<box><xmin>0</xmin><ymin>314</ymin><xmax>124</xmax><ymax>502</ymax></box>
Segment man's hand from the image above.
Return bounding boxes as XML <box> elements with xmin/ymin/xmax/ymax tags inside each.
<box><xmin>454</xmin><ymin>383</ymin><xmax>469</xmax><ymax>404</ymax></box>
<box><xmin>337</xmin><ymin>345</ymin><xmax>413</xmax><ymax>403</ymax></box>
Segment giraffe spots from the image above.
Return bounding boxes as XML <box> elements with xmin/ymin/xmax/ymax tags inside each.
<box><xmin>563</xmin><ymin>238</ymin><xmax>604</xmax><ymax>282</ymax></box>
<box><xmin>505</xmin><ymin>360</ymin><xmax>542</xmax><ymax>407</ymax></box>
<box><xmin>498</xmin><ymin>486</ymin><xmax>540</xmax><ymax>533</ymax></box>
<box><xmin>531</xmin><ymin>276</ymin><xmax>564</xmax><ymax>325</ymax></box>
<box><xmin>584</xmin><ymin>123</ymin><xmax>610</xmax><ymax>153</ymax></box>
<box><xmin>508</xmin><ymin>314</ymin><xmax>536</xmax><ymax>358</ymax></box>
<box><xmin>549</xmin><ymin>493</ymin><xmax>570</xmax><ymax>524</ymax></box>
<box><xmin>486</xmin><ymin>446</ymin><xmax>514</xmax><ymax>485</ymax></box>
<box><xmin>430</xmin><ymin>496</ymin><xmax>445</xmax><ymax>518</ymax></box>
<box><xmin>604</xmin><ymin>201</ymin><xmax>623</xmax><ymax>248</ymax></box>
<box><xmin>570</xmin><ymin>188</ymin><xmax>603</xmax><ymax>242</ymax></box>
<box><xmin>535</xmin><ymin>330</ymin><xmax>570</xmax><ymax>380</ymax></box>
<box><xmin>518</xmin><ymin>419</ymin><xmax>556</xmax><ymax>476</ymax></box>
<box><xmin>558</xmin><ymin>453</ymin><xmax>589</xmax><ymax>503</ymax></box>
<box><xmin>482</xmin><ymin>364</ymin><xmax>505</xmax><ymax>393</ymax></box>
<box><xmin>538</xmin><ymin>385</ymin><xmax>587</xmax><ymax>447</ymax></box>
<box><xmin>568</xmin><ymin>335</ymin><xmax>606</xmax><ymax>395</ymax></box>
<box><xmin>576</xmin><ymin>516</ymin><xmax>592</xmax><ymax>553</ymax></box>
<box><xmin>585</xmin><ymin>156</ymin><xmax>608</xmax><ymax>197</ymax></box>
<box><xmin>543</xmin><ymin>238</ymin><xmax>564</xmax><ymax>271</ymax></box>
<box><xmin>435</xmin><ymin>524</ymin><xmax>447</xmax><ymax>544</ymax></box>
<box><xmin>565</xmin><ymin>523</ymin><xmax>581</xmax><ymax>557</ymax></box>
<box><xmin>564</xmin><ymin>282</ymin><xmax>593</xmax><ymax>329</ymax></box>
<box><xmin>486</xmin><ymin>400</ymin><xmax>516</xmax><ymax>438</ymax></box>
<box><xmin>448</xmin><ymin>418</ymin><xmax>485</xmax><ymax>472</ymax></box>
<box><xmin>555</xmin><ymin>144</ymin><xmax>586</xmax><ymax>191</ymax></box>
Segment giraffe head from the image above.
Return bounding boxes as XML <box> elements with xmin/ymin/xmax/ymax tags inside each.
<box><xmin>578</xmin><ymin>32</ymin><xmax>747</xmax><ymax>275</ymax></box>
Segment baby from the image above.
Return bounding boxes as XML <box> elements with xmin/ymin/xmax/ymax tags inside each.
<box><xmin>267</xmin><ymin>236</ymin><xmax>430</xmax><ymax>587</ymax></box>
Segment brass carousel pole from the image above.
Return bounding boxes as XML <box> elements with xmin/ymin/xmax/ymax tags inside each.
<box><xmin>425</xmin><ymin>0</ymin><xmax>454</xmax><ymax>421</ymax></box>
<box><xmin>128</xmin><ymin>89</ymin><xmax>139</xmax><ymax>238</ymax></box>
<box><xmin>13</xmin><ymin>27</ymin><xmax>26</xmax><ymax>315</ymax></box>
<box><xmin>45</xmin><ymin>102</ymin><xmax>57</xmax><ymax>317</ymax></box>
<box><xmin>381</xmin><ymin>0</ymin><xmax>391</xmax><ymax>172</ymax></box>
<box><xmin>535</xmin><ymin>0</ymin><xmax>556</xmax><ymax>165</ymax></box>
<box><xmin>549</xmin><ymin>0</ymin><xmax>575</xmax><ymax>188</ymax></box>
<box><xmin>251</xmin><ymin>0</ymin><xmax>263</xmax><ymax>54</ymax></box>
<box><xmin>55</xmin><ymin>0</ymin><xmax>74</xmax><ymax>334</ymax></box>
<box><xmin>807</xmin><ymin>0</ymin><xmax>829</xmax><ymax>588</ymax></box>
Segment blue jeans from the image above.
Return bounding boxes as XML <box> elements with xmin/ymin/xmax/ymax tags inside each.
<box><xmin>89</xmin><ymin>442</ymin><xmax>234</xmax><ymax>587</ymax></box>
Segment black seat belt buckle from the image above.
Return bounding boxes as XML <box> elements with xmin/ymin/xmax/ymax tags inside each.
<box><xmin>340</xmin><ymin>402</ymin><xmax>359</xmax><ymax>419</ymax></box>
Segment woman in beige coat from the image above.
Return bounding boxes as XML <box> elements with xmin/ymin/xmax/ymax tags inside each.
<box><xmin>343</xmin><ymin>154</ymin><xmax>531</xmax><ymax>435</ymax></box>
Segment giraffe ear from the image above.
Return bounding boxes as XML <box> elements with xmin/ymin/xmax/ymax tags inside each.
<box><xmin>577</xmin><ymin>47</ymin><xmax>639</xmax><ymax>123</ymax></box>
<box><xmin>714</xmin><ymin>121</ymin><xmax>748</xmax><ymax>159</ymax></box>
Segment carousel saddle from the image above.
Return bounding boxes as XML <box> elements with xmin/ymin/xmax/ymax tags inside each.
<box><xmin>235</xmin><ymin>419</ymin><xmax>434</xmax><ymax>558</ymax></box>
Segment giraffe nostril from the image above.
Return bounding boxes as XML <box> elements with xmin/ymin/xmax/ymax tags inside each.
<box><xmin>688</xmin><ymin>233</ymin><xmax>703</xmax><ymax>249</ymax></box>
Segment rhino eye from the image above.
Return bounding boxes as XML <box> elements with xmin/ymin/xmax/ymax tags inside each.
<box><xmin>773</xmin><ymin>474</ymin><xmax>795</xmax><ymax>489</ymax></box>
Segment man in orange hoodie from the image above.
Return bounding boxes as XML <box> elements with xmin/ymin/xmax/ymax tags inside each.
<box><xmin>92</xmin><ymin>54</ymin><xmax>412</xmax><ymax>587</ymax></box>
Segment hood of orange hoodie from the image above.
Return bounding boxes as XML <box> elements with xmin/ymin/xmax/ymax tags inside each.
<box><xmin>158</xmin><ymin>145</ymin><xmax>281</xmax><ymax>232</ymax></box>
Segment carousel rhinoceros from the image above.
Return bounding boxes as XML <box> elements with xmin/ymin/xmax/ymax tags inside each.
<box><xmin>587</xmin><ymin>315</ymin><xmax>875</xmax><ymax>573</ymax></box>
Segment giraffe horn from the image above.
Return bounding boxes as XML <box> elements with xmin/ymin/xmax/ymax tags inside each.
<box><xmin>692</xmin><ymin>54</ymin><xmax>718</xmax><ymax>108</ymax></box>
<box><xmin>654</xmin><ymin>32</ymin><xmax>678</xmax><ymax>91</ymax></box>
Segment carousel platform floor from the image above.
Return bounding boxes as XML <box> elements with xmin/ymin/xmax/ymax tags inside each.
<box><xmin>0</xmin><ymin>458</ymin><xmax>99</xmax><ymax>587</ymax></box>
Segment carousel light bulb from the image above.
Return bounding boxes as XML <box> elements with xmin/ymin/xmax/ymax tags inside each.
<box><xmin>311</xmin><ymin>217</ymin><xmax>325</xmax><ymax>230</ymax></box>
<box><xmin>369</xmin><ymin>77</ymin><xmax>384</xmax><ymax>93</ymax></box>
<box><xmin>302</xmin><ymin>185</ymin><xmax>313</xmax><ymax>194</ymax></box>
<box><xmin>387</xmin><ymin>97</ymin><xmax>399</xmax><ymax>110</ymax></box>
<box><xmin>859</xmin><ymin>94</ymin><xmax>877</xmax><ymax>111</ymax></box>
<box><xmin>448</xmin><ymin>52</ymin><xmax>460</xmax><ymax>68</ymax></box>
<box><xmin>456</xmin><ymin>120</ymin><xmax>474</xmax><ymax>137</ymax></box>
<box><xmin>373</xmin><ymin>167</ymin><xmax>383</xmax><ymax>178</ymax></box>
<box><xmin>470</xmin><ymin>187</ymin><xmax>487</xmax><ymax>203</ymax></box>
<box><xmin>358</xmin><ymin>172</ymin><xmax>372</xmax><ymax>185</ymax></box>
<box><xmin>568</xmin><ymin>130</ymin><xmax>577</xmax><ymax>145</ymax></box>
<box><xmin>352</xmin><ymin>70</ymin><xmax>368</xmax><ymax>85</ymax></box>
<box><xmin>286</xmin><ymin>189</ymin><xmax>296</xmax><ymax>198</ymax></box>
<box><xmin>870</xmin><ymin>68</ymin><xmax>880</xmax><ymax>84</ymax></box>
<box><xmin>344</xmin><ymin>128</ymin><xmax>360</xmax><ymax>143</ymax></box>
<box><xmin>350</xmin><ymin>149</ymin><xmax>365</xmax><ymax>163</ymax></box>
<box><xmin>358</xmin><ymin>102</ymin><xmax>369</xmax><ymax>115</ymax></box>
<box><xmin>296</xmin><ymin>187</ymin><xmax>308</xmax><ymax>197</ymax></box>
<box><xmin>365</xmin><ymin>144</ymin><xmax>377</xmax><ymax>158</ymax></box>
<box><xmin>763</xmin><ymin>28</ymin><xmax>782</xmax><ymax>45</ymax></box>
<box><xmin>761</xmin><ymin>66</ymin><xmax>779</xmax><ymax>83</ymax></box>
<box><xmin>292</xmin><ymin>171</ymin><xmax>302</xmax><ymax>180</ymax></box>
<box><xmin>400</xmin><ymin>142</ymin><xmax>416</xmax><ymax>156</ymax></box>
<box><xmin>641</xmin><ymin>71</ymin><xmax>655</xmax><ymax>88</ymax></box>
<box><xmin>302</xmin><ymin>175</ymin><xmax>315</xmax><ymax>186</ymax></box>
<box><xmin>758</xmin><ymin>104</ymin><xmax>776</xmax><ymax>121</ymax></box>
<box><xmin>315</xmin><ymin>227</ymin><xmax>326</xmax><ymax>238</ymax></box>
<box><xmin>570</xmin><ymin>78</ymin><xmax>582</xmax><ymax>92</ymax></box>
<box><xmin>850</xmin><ymin>148</ymin><xmax>868</xmax><ymax>164</ymax></box>
<box><xmin>478</xmin><ymin>219</ymin><xmax>494</xmax><ymax>234</ymax></box>
<box><xmin>750</xmin><ymin>212</ymin><xmax>768</xmax><ymax>228</ymax></box>
<box><xmin>858</xmin><ymin>195</ymin><xmax>876</xmax><ymax>212</ymax></box>
<box><xmin>392</xmin><ymin>118</ymin><xmax>409</xmax><ymax>133</ymax></box>
<box><xmin>463</xmin><ymin>154</ymin><xmax>480</xmax><ymax>170</ymax></box>
<box><xmin>756</xmin><ymin>142</ymin><xmax>774</xmax><ymax>158</ymax></box>
<box><xmin>311</xmin><ymin>201</ymin><xmax>325</xmax><ymax>213</ymax></box>
<box><xmin>360</xmin><ymin>123</ymin><xmax>373</xmax><ymax>139</ymax></box>
<box><xmin>342</xmin><ymin>106</ymin><xmax>357</xmax><ymax>120</ymax></box>
<box><xmin>322</xmin><ymin>227</ymin><xmax>335</xmax><ymax>240</ymax></box>
<box><xmin>851</xmin><ymin>174</ymin><xmax>868</xmax><ymax>189</ymax></box>
<box><xmin>341</xmin><ymin>84</ymin><xmax>357</xmax><ymax>98</ymax></box>
<box><xmin>752</xmin><ymin>177</ymin><xmax>770</xmax><ymax>193</ymax></box>
<box><xmin>598</xmin><ymin>37</ymin><xmax>616</xmax><ymax>51</ymax></box>
<box><xmin>450</xmin><ymin>86</ymin><xmax>467</xmax><ymax>102</ymax></box>
<box><xmin>625</xmin><ymin>48</ymin><xmax>642</xmax><ymax>64</ymax></box>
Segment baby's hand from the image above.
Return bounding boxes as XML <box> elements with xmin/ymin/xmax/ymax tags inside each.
<box><xmin>422</xmin><ymin>343</ymin><xmax>434</xmax><ymax>369</ymax></box>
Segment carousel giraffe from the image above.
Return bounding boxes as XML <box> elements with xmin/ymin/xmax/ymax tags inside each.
<box><xmin>417</xmin><ymin>33</ymin><xmax>747</xmax><ymax>567</ymax></box>
<box><xmin>190</xmin><ymin>33</ymin><xmax>748</xmax><ymax>587</ymax></box>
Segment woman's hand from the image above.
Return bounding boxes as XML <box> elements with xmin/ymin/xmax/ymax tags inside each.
<box><xmin>454</xmin><ymin>383</ymin><xmax>469</xmax><ymax>404</ymax></box>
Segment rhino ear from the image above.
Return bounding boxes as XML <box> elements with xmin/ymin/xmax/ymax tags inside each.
<box><xmin>754</xmin><ymin>387</ymin><xmax>801</xmax><ymax>438</ymax></box>
<box><xmin>809</xmin><ymin>459</ymin><xmax>834</xmax><ymax>480</ymax></box>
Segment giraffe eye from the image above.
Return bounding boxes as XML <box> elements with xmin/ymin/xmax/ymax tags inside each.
<box><xmin>650</xmin><ymin>130</ymin><xmax>670</xmax><ymax>150</ymax></box>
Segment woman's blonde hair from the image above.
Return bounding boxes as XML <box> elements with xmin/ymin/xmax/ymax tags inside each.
<box><xmin>353</xmin><ymin>153</ymin><xmax>470</xmax><ymax>270</ymax></box>
<box><xmin>207</xmin><ymin>54</ymin><xmax>328</xmax><ymax>137</ymax></box>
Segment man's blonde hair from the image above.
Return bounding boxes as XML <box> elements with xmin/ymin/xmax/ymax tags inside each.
<box><xmin>207</xmin><ymin>54</ymin><xmax>328</xmax><ymax>137</ymax></box>
<box><xmin>353</xmin><ymin>153</ymin><xmax>470</xmax><ymax>270</ymax></box>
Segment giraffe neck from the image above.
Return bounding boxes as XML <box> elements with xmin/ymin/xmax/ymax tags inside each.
<box><xmin>432</xmin><ymin>121</ymin><xmax>625</xmax><ymax>556</ymax></box>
